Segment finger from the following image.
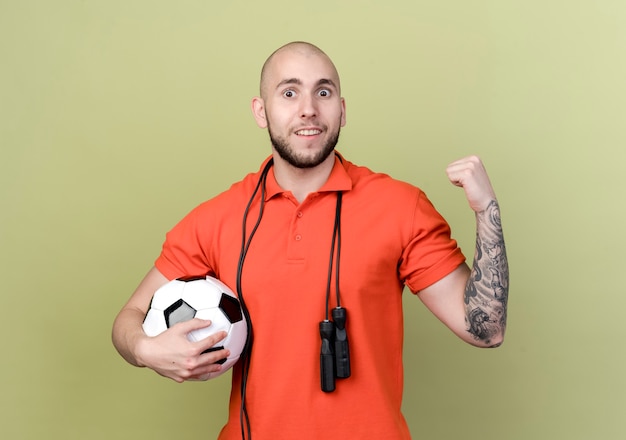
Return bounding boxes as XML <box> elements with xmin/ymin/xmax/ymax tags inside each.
<box><xmin>158</xmin><ymin>371</ymin><xmax>186</xmax><ymax>383</ymax></box>
<box><xmin>196</xmin><ymin>330</ymin><xmax>229</xmax><ymax>353</ymax></box>
<box><xmin>199</xmin><ymin>344</ymin><xmax>230</xmax><ymax>363</ymax></box>
<box><xmin>447</xmin><ymin>155</ymin><xmax>482</xmax><ymax>168</ymax></box>
<box><xmin>162</xmin><ymin>344</ymin><xmax>228</xmax><ymax>382</ymax></box>
<box><xmin>171</xmin><ymin>318</ymin><xmax>214</xmax><ymax>333</ymax></box>
<box><xmin>188</xmin><ymin>362</ymin><xmax>226</xmax><ymax>381</ymax></box>
<box><xmin>446</xmin><ymin>156</ymin><xmax>484</xmax><ymax>186</ymax></box>
<box><xmin>185</xmin><ymin>345</ymin><xmax>230</xmax><ymax>381</ymax></box>
<box><xmin>446</xmin><ymin>166</ymin><xmax>472</xmax><ymax>187</ymax></box>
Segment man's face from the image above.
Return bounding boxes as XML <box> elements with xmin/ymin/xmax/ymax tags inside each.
<box><xmin>252</xmin><ymin>49</ymin><xmax>346</xmax><ymax>169</ymax></box>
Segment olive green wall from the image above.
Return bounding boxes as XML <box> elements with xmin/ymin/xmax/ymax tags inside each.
<box><xmin>2</xmin><ymin>1</ymin><xmax>625</xmax><ymax>439</ymax></box>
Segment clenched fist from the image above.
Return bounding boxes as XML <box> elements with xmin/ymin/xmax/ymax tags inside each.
<box><xmin>446</xmin><ymin>155</ymin><xmax>497</xmax><ymax>212</ymax></box>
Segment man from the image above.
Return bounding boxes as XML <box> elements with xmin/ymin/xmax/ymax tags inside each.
<box><xmin>112</xmin><ymin>41</ymin><xmax>509</xmax><ymax>439</ymax></box>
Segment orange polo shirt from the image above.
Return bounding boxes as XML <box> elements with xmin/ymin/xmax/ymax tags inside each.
<box><xmin>155</xmin><ymin>153</ymin><xmax>465</xmax><ymax>440</ymax></box>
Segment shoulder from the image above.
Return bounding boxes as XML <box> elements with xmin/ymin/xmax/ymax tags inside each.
<box><xmin>186</xmin><ymin>163</ymin><xmax>268</xmax><ymax>217</ymax></box>
<box><xmin>341</xmin><ymin>156</ymin><xmax>425</xmax><ymax>203</ymax></box>
<box><xmin>340</xmin><ymin>156</ymin><xmax>449</xmax><ymax>234</ymax></box>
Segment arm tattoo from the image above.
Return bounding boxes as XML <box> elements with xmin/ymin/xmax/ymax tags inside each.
<box><xmin>465</xmin><ymin>200</ymin><xmax>509</xmax><ymax>346</ymax></box>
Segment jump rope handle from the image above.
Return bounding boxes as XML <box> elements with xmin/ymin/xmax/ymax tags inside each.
<box><xmin>332</xmin><ymin>307</ymin><xmax>351</xmax><ymax>379</ymax></box>
<box><xmin>319</xmin><ymin>320</ymin><xmax>336</xmax><ymax>392</ymax></box>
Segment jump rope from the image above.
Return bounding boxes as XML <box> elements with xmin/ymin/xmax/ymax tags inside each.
<box><xmin>235</xmin><ymin>159</ymin><xmax>351</xmax><ymax>439</ymax></box>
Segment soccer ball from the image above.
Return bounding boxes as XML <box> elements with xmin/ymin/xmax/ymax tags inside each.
<box><xmin>142</xmin><ymin>275</ymin><xmax>247</xmax><ymax>379</ymax></box>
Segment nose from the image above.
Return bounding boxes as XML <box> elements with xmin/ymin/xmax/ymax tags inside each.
<box><xmin>299</xmin><ymin>93</ymin><xmax>317</xmax><ymax>118</ymax></box>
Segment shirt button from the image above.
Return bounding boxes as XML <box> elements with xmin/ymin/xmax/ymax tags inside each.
<box><xmin>295</xmin><ymin>234</ymin><xmax>302</xmax><ymax>241</ymax></box>
<box><xmin>297</xmin><ymin>211</ymin><xmax>303</xmax><ymax>218</ymax></box>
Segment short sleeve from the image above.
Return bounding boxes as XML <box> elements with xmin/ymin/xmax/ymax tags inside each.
<box><xmin>154</xmin><ymin>203</ymin><xmax>213</xmax><ymax>281</ymax></box>
<box><xmin>400</xmin><ymin>190</ymin><xmax>466</xmax><ymax>293</ymax></box>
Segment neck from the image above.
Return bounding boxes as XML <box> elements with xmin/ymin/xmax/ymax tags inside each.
<box><xmin>272</xmin><ymin>152</ymin><xmax>336</xmax><ymax>203</ymax></box>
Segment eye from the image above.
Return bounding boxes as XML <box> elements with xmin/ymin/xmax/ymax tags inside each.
<box><xmin>283</xmin><ymin>89</ymin><xmax>296</xmax><ymax>98</ymax></box>
<box><xmin>318</xmin><ymin>88</ymin><xmax>331</xmax><ymax>97</ymax></box>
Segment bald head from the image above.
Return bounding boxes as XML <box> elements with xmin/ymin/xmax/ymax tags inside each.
<box><xmin>259</xmin><ymin>41</ymin><xmax>341</xmax><ymax>99</ymax></box>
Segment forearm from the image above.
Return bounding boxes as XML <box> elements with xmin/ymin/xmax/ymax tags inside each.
<box><xmin>112</xmin><ymin>266</ymin><xmax>170</xmax><ymax>367</ymax></box>
<box><xmin>112</xmin><ymin>308</ymin><xmax>149</xmax><ymax>367</ymax></box>
<box><xmin>464</xmin><ymin>199</ymin><xmax>509</xmax><ymax>347</ymax></box>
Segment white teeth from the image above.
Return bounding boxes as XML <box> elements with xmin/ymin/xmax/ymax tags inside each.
<box><xmin>296</xmin><ymin>129</ymin><xmax>321</xmax><ymax>136</ymax></box>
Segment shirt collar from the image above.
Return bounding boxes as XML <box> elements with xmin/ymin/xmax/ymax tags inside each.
<box><xmin>263</xmin><ymin>152</ymin><xmax>353</xmax><ymax>201</ymax></box>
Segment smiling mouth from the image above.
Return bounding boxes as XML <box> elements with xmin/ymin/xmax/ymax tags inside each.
<box><xmin>295</xmin><ymin>129</ymin><xmax>322</xmax><ymax>136</ymax></box>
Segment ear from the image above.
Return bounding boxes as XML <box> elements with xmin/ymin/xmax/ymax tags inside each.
<box><xmin>251</xmin><ymin>97</ymin><xmax>267</xmax><ymax>128</ymax></box>
<box><xmin>340</xmin><ymin>97</ymin><xmax>347</xmax><ymax>127</ymax></box>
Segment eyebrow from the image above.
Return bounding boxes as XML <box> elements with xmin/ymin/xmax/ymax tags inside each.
<box><xmin>275</xmin><ymin>78</ymin><xmax>338</xmax><ymax>90</ymax></box>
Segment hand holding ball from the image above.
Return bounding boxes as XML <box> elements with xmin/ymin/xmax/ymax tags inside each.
<box><xmin>142</xmin><ymin>276</ymin><xmax>248</xmax><ymax>380</ymax></box>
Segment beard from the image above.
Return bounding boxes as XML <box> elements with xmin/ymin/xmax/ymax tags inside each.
<box><xmin>268</xmin><ymin>122</ymin><xmax>341</xmax><ymax>169</ymax></box>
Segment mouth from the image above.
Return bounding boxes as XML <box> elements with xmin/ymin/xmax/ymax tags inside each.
<box><xmin>295</xmin><ymin>128</ymin><xmax>322</xmax><ymax>136</ymax></box>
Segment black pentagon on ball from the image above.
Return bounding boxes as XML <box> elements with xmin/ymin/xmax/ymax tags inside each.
<box><xmin>219</xmin><ymin>293</ymin><xmax>243</xmax><ymax>323</ymax></box>
<box><xmin>164</xmin><ymin>299</ymin><xmax>197</xmax><ymax>328</ymax></box>
<box><xmin>176</xmin><ymin>275</ymin><xmax>206</xmax><ymax>282</ymax></box>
